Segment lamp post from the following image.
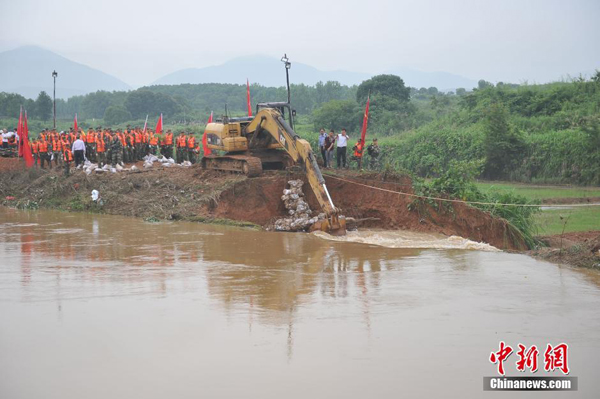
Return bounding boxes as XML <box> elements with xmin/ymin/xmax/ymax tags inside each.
<box><xmin>52</xmin><ymin>70</ymin><xmax>58</xmax><ymax>129</ymax></box>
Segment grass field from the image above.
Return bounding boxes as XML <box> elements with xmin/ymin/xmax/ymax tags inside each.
<box><xmin>475</xmin><ymin>181</ymin><xmax>600</xmax><ymax>200</ymax></box>
<box><xmin>474</xmin><ymin>181</ymin><xmax>600</xmax><ymax>235</ymax></box>
<box><xmin>535</xmin><ymin>207</ymin><xmax>600</xmax><ymax>235</ymax></box>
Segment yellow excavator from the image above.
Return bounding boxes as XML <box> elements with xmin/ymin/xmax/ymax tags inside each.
<box><xmin>201</xmin><ymin>55</ymin><xmax>346</xmax><ymax>235</ymax></box>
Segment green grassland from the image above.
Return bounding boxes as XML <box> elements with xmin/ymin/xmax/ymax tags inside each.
<box><xmin>475</xmin><ymin>181</ymin><xmax>600</xmax><ymax>200</ymax></box>
<box><xmin>535</xmin><ymin>207</ymin><xmax>600</xmax><ymax>235</ymax></box>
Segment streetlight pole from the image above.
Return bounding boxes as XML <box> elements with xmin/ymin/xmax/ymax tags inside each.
<box><xmin>52</xmin><ymin>70</ymin><xmax>58</xmax><ymax>129</ymax></box>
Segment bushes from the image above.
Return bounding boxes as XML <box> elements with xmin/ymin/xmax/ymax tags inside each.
<box><xmin>413</xmin><ymin>160</ymin><xmax>540</xmax><ymax>249</ymax></box>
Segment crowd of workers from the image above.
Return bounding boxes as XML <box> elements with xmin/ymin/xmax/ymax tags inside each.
<box><xmin>3</xmin><ymin>125</ymin><xmax>380</xmax><ymax>175</ymax></box>
<box><xmin>317</xmin><ymin>128</ymin><xmax>380</xmax><ymax>170</ymax></box>
<box><xmin>22</xmin><ymin>127</ymin><xmax>200</xmax><ymax>176</ymax></box>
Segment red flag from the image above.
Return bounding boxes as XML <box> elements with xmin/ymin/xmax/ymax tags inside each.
<box><xmin>246</xmin><ymin>79</ymin><xmax>252</xmax><ymax>117</ymax></box>
<box><xmin>202</xmin><ymin>111</ymin><xmax>213</xmax><ymax>157</ymax></box>
<box><xmin>74</xmin><ymin>113</ymin><xmax>78</xmax><ymax>133</ymax></box>
<box><xmin>17</xmin><ymin>107</ymin><xmax>23</xmax><ymax>157</ymax></box>
<box><xmin>22</xmin><ymin>111</ymin><xmax>34</xmax><ymax>167</ymax></box>
<box><xmin>360</xmin><ymin>95</ymin><xmax>370</xmax><ymax>147</ymax></box>
<box><xmin>155</xmin><ymin>113</ymin><xmax>163</xmax><ymax>134</ymax></box>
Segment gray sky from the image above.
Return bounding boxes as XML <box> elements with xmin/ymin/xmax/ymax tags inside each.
<box><xmin>1</xmin><ymin>0</ymin><xmax>598</xmax><ymax>87</ymax></box>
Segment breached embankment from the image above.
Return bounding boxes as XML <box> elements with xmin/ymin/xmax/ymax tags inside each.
<box><xmin>0</xmin><ymin>163</ymin><xmax>526</xmax><ymax>250</ymax></box>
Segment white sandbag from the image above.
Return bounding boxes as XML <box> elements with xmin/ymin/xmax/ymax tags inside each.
<box><xmin>115</xmin><ymin>164</ymin><xmax>123</xmax><ymax>171</ymax></box>
<box><xmin>110</xmin><ymin>168</ymin><xmax>117</xmax><ymax>173</ymax></box>
<box><xmin>168</xmin><ymin>158</ymin><xmax>175</xmax><ymax>164</ymax></box>
<box><xmin>130</xmin><ymin>165</ymin><xmax>138</xmax><ymax>171</ymax></box>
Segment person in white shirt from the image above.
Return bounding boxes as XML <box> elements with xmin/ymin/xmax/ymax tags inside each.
<box><xmin>336</xmin><ymin>128</ymin><xmax>349</xmax><ymax>168</ymax></box>
<box><xmin>72</xmin><ymin>136</ymin><xmax>86</xmax><ymax>167</ymax></box>
<box><xmin>1</xmin><ymin>130</ymin><xmax>7</xmax><ymax>148</ymax></box>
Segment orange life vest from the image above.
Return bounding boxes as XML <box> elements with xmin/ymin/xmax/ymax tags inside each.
<box><xmin>63</xmin><ymin>148</ymin><xmax>73</xmax><ymax>162</ymax></box>
<box><xmin>38</xmin><ymin>140</ymin><xmax>49</xmax><ymax>153</ymax></box>
<box><xmin>31</xmin><ymin>142</ymin><xmax>39</xmax><ymax>154</ymax></box>
<box><xmin>96</xmin><ymin>138</ymin><xmax>106</xmax><ymax>153</ymax></box>
<box><xmin>353</xmin><ymin>142</ymin><xmax>364</xmax><ymax>158</ymax></box>
<box><xmin>165</xmin><ymin>133</ymin><xmax>173</xmax><ymax>145</ymax></box>
<box><xmin>187</xmin><ymin>136</ymin><xmax>195</xmax><ymax>149</ymax></box>
<box><xmin>52</xmin><ymin>139</ymin><xmax>62</xmax><ymax>152</ymax></box>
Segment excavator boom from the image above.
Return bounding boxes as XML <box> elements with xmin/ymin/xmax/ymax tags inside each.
<box><xmin>244</xmin><ymin>109</ymin><xmax>346</xmax><ymax>235</ymax></box>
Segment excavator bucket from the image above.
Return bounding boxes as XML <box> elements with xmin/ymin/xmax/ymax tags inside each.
<box><xmin>309</xmin><ymin>215</ymin><xmax>347</xmax><ymax>236</ymax></box>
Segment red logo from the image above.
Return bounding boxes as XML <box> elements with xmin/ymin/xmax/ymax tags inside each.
<box><xmin>490</xmin><ymin>342</ymin><xmax>569</xmax><ymax>375</ymax></box>
<box><xmin>544</xmin><ymin>343</ymin><xmax>570</xmax><ymax>375</ymax></box>
<box><xmin>489</xmin><ymin>341</ymin><xmax>513</xmax><ymax>376</ymax></box>
<box><xmin>516</xmin><ymin>344</ymin><xmax>539</xmax><ymax>373</ymax></box>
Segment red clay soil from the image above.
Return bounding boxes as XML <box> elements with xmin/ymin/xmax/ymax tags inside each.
<box><xmin>204</xmin><ymin>170</ymin><xmax>526</xmax><ymax>251</ymax></box>
<box><xmin>0</xmin><ymin>157</ymin><xmax>22</xmax><ymax>171</ymax></box>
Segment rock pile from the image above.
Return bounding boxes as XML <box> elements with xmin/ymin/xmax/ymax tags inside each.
<box><xmin>273</xmin><ymin>180</ymin><xmax>319</xmax><ymax>231</ymax></box>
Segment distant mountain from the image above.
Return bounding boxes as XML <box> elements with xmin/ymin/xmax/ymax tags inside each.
<box><xmin>153</xmin><ymin>55</ymin><xmax>371</xmax><ymax>87</ymax></box>
<box><xmin>0</xmin><ymin>46</ymin><xmax>131</xmax><ymax>99</ymax></box>
<box><xmin>153</xmin><ymin>55</ymin><xmax>478</xmax><ymax>92</ymax></box>
<box><xmin>385</xmin><ymin>67</ymin><xmax>478</xmax><ymax>91</ymax></box>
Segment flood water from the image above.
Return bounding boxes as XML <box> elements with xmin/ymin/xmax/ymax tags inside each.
<box><xmin>1</xmin><ymin>207</ymin><xmax>600</xmax><ymax>398</ymax></box>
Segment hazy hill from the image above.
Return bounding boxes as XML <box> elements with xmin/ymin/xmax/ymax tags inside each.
<box><xmin>152</xmin><ymin>55</ymin><xmax>371</xmax><ymax>87</ymax></box>
<box><xmin>0</xmin><ymin>46</ymin><xmax>131</xmax><ymax>99</ymax></box>
<box><xmin>153</xmin><ymin>55</ymin><xmax>478</xmax><ymax>91</ymax></box>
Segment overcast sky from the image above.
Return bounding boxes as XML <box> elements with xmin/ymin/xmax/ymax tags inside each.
<box><xmin>1</xmin><ymin>0</ymin><xmax>598</xmax><ymax>87</ymax></box>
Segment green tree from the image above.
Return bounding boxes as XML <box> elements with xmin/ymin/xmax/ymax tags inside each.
<box><xmin>312</xmin><ymin>100</ymin><xmax>360</xmax><ymax>132</ymax></box>
<box><xmin>478</xmin><ymin>79</ymin><xmax>493</xmax><ymax>90</ymax></box>
<box><xmin>81</xmin><ymin>91</ymin><xmax>112</xmax><ymax>119</ymax></box>
<box><xmin>0</xmin><ymin>92</ymin><xmax>27</xmax><ymax>118</ymax></box>
<box><xmin>104</xmin><ymin>105</ymin><xmax>132</xmax><ymax>125</ymax></box>
<box><xmin>356</xmin><ymin>74</ymin><xmax>410</xmax><ymax>105</ymax></box>
<box><xmin>455</xmin><ymin>88</ymin><xmax>467</xmax><ymax>96</ymax></box>
<box><xmin>482</xmin><ymin>102</ymin><xmax>526</xmax><ymax>179</ymax></box>
<box><xmin>35</xmin><ymin>91</ymin><xmax>53</xmax><ymax>121</ymax></box>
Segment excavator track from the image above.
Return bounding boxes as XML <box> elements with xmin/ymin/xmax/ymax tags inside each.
<box><xmin>201</xmin><ymin>155</ymin><xmax>263</xmax><ymax>177</ymax></box>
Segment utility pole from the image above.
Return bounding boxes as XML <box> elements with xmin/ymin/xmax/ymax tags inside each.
<box><xmin>52</xmin><ymin>70</ymin><xmax>58</xmax><ymax>129</ymax></box>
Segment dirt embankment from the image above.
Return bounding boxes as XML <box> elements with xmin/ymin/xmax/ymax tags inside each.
<box><xmin>1</xmin><ymin>160</ymin><xmax>525</xmax><ymax>250</ymax></box>
<box><xmin>530</xmin><ymin>231</ymin><xmax>600</xmax><ymax>269</ymax></box>
<box><xmin>205</xmin><ymin>170</ymin><xmax>525</xmax><ymax>250</ymax></box>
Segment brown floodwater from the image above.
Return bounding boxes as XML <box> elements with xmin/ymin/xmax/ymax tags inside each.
<box><xmin>1</xmin><ymin>207</ymin><xmax>599</xmax><ymax>398</ymax></box>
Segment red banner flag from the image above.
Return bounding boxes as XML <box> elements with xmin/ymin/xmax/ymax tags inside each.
<box><xmin>360</xmin><ymin>95</ymin><xmax>370</xmax><ymax>146</ymax></box>
<box><xmin>74</xmin><ymin>113</ymin><xmax>78</xmax><ymax>133</ymax></box>
<box><xmin>17</xmin><ymin>107</ymin><xmax>23</xmax><ymax>157</ymax></box>
<box><xmin>246</xmin><ymin>79</ymin><xmax>252</xmax><ymax>117</ymax></box>
<box><xmin>202</xmin><ymin>111</ymin><xmax>213</xmax><ymax>157</ymax></box>
<box><xmin>155</xmin><ymin>113</ymin><xmax>163</xmax><ymax>134</ymax></box>
<box><xmin>22</xmin><ymin>111</ymin><xmax>34</xmax><ymax>167</ymax></box>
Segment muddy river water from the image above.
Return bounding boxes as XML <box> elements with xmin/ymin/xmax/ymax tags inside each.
<box><xmin>1</xmin><ymin>207</ymin><xmax>599</xmax><ymax>398</ymax></box>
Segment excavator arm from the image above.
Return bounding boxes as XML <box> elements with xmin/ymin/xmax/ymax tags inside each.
<box><xmin>244</xmin><ymin>108</ymin><xmax>346</xmax><ymax>235</ymax></box>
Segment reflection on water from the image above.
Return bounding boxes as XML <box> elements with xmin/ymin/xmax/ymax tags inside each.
<box><xmin>1</xmin><ymin>207</ymin><xmax>600</xmax><ymax>399</ymax></box>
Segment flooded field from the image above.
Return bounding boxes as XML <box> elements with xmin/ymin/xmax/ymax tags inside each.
<box><xmin>1</xmin><ymin>207</ymin><xmax>599</xmax><ymax>398</ymax></box>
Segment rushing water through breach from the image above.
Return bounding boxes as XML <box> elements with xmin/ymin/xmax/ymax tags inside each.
<box><xmin>1</xmin><ymin>207</ymin><xmax>599</xmax><ymax>398</ymax></box>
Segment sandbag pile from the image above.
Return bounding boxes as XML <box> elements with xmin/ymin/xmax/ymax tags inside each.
<box><xmin>274</xmin><ymin>180</ymin><xmax>319</xmax><ymax>231</ymax></box>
